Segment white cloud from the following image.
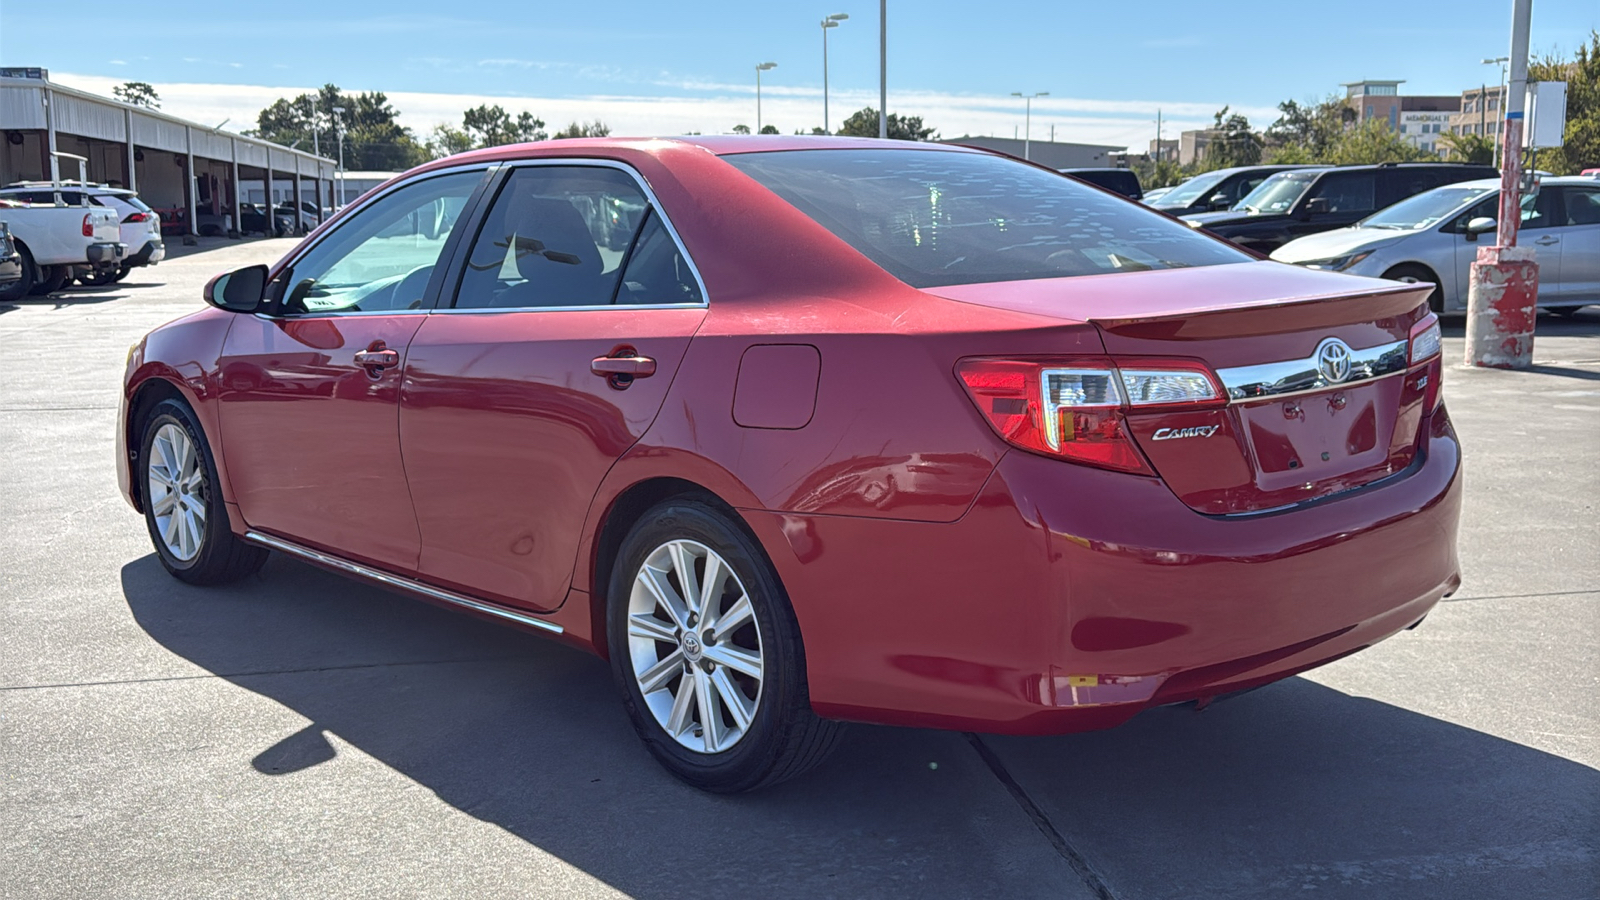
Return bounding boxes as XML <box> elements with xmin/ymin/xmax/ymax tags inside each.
<box><xmin>50</xmin><ymin>71</ymin><xmax>1274</xmax><ymax>152</ymax></box>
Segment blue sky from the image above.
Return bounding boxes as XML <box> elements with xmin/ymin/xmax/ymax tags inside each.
<box><xmin>2</xmin><ymin>0</ymin><xmax>1596</xmax><ymax>150</ymax></box>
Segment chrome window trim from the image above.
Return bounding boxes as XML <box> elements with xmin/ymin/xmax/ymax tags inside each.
<box><xmin>451</xmin><ymin>157</ymin><xmax>711</xmax><ymax>312</ymax></box>
<box><xmin>1216</xmin><ymin>337</ymin><xmax>1409</xmax><ymax>404</ymax></box>
<box><xmin>245</xmin><ymin>530</ymin><xmax>564</xmax><ymax>635</ymax></box>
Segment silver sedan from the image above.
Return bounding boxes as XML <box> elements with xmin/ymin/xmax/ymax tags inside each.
<box><xmin>1272</xmin><ymin>176</ymin><xmax>1600</xmax><ymax>314</ymax></box>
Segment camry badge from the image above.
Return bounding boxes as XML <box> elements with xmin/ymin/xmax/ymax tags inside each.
<box><xmin>1316</xmin><ymin>338</ymin><xmax>1354</xmax><ymax>384</ymax></box>
<box><xmin>1152</xmin><ymin>425</ymin><xmax>1221</xmax><ymax>441</ymax></box>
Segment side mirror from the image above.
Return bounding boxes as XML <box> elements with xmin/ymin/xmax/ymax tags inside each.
<box><xmin>1208</xmin><ymin>196</ymin><xmax>1232</xmax><ymax>211</ymax></box>
<box><xmin>1303</xmin><ymin>197</ymin><xmax>1330</xmax><ymax>216</ymax></box>
<box><xmin>203</xmin><ymin>264</ymin><xmax>268</xmax><ymax>313</ymax></box>
<box><xmin>1466</xmin><ymin>216</ymin><xmax>1497</xmax><ymax>235</ymax></box>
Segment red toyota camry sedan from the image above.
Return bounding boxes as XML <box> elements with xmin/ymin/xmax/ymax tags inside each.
<box><xmin>119</xmin><ymin>137</ymin><xmax>1461</xmax><ymax>792</ymax></box>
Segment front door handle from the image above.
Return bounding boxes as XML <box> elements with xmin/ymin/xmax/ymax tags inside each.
<box><xmin>354</xmin><ymin>344</ymin><xmax>400</xmax><ymax>374</ymax></box>
<box><xmin>591</xmin><ymin>355</ymin><xmax>657</xmax><ymax>377</ymax></box>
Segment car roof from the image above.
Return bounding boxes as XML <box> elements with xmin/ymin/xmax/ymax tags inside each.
<box><xmin>431</xmin><ymin>135</ymin><xmax>985</xmax><ymax>169</ymax></box>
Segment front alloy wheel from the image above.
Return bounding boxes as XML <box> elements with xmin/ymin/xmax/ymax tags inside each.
<box><xmin>627</xmin><ymin>539</ymin><xmax>764</xmax><ymax>754</ymax></box>
<box><xmin>147</xmin><ymin>421</ymin><xmax>207</xmax><ymax>561</ymax></box>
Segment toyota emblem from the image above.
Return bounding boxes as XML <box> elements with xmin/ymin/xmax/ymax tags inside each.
<box><xmin>1316</xmin><ymin>338</ymin><xmax>1353</xmax><ymax>384</ymax></box>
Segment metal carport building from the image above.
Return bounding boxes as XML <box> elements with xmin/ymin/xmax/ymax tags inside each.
<box><xmin>0</xmin><ymin>67</ymin><xmax>336</xmax><ymax>235</ymax></box>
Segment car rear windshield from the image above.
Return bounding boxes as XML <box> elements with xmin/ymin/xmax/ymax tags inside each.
<box><xmin>107</xmin><ymin>193</ymin><xmax>154</xmax><ymax>213</ymax></box>
<box><xmin>724</xmin><ymin>149</ymin><xmax>1248</xmax><ymax>288</ymax></box>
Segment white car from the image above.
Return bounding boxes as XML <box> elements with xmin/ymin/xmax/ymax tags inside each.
<box><xmin>0</xmin><ymin>183</ymin><xmax>164</xmax><ymax>285</ymax></box>
<box><xmin>1271</xmin><ymin>176</ymin><xmax>1600</xmax><ymax>314</ymax></box>
<box><xmin>0</xmin><ymin>187</ymin><xmax>123</xmax><ymax>298</ymax></box>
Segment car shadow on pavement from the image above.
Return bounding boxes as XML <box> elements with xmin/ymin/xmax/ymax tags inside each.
<box><xmin>121</xmin><ymin>553</ymin><xmax>1598</xmax><ymax>900</ymax></box>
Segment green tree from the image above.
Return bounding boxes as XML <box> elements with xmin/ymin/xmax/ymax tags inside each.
<box><xmin>1439</xmin><ymin>131</ymin><xmax>1495</xmax><ymax>165</ymax></box>
<box><xmin>837</xmin><ymin>107</ymin><xmax>938</xmax><ymax>141</ymax></box>
<box><xmin>731</xmin><ymin>124</ymin><xmax>752</xmax><ymax>134</ymax></box>
<box><xmin>248</xmin><ymin>84</ymin><xmax>429</xmax><ymax>170</ymax></box>
<box><xmin>426</xmin><ymin>124</ymin><xmax>474</xmax><ymax>159</ymax></box>
<box><xmin>1204</xmin><ymin>106</ymin><xmax>1262</xmax><ymax>168</ymax></box>
<box><xmin>1264</xmin><ymin>95</ymin><xmax>1355</xmax><ymax>161</ymax></box>
<box><xmin>759</xmin><ymin>124</ymin><xmax>780</xmax><ymax>135</ymax></box>
<box><xmin>1528</xmin><ymin>30</ymin><xmax>1600</xmax><ymax>175</ymax></box>
<box><xmin>552</xmin><ymin>120</ymin><xmax>611</xmax><ymax>139</ymax></box>
<box><xmin>1325</xmin><ymin>119</ymin><xmax>1435</xmax><ymax>165</ymax></box>
<box><xmin>113</xmin><ymin>81</ymin><xmax>159</xmax><ymax>109</ymax></box>
<box><xmin>461</xmin><ymin>105</ymin><xmax>547</xmax><ymax>147</ymax></box>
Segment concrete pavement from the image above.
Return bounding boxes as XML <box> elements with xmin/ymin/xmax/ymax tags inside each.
<box><xmin>1</xmin><ymin>239</ymin><xmax>1595</xmax><ymax>899</ymax></box>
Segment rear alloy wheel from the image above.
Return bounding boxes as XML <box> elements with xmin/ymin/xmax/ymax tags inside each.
<box><xmin>608</xmin><ymin>499</ymin><xmax>842</xmax><ymax>792</ymax></box>
<box><xmin>140</xmin><ymin>399</ymin><xmax>267</xmax><ymax>584</ymax></box>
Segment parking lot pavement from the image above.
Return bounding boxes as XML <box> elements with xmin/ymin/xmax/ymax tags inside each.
<box><xmin>0</xmin><ymin>241</ymin><xmax>1595</xmax><ymax>899</ymax></box>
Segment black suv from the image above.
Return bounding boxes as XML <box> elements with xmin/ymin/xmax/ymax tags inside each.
<box><xmin>1060</xmin><ymin>167</ymin><xmax>1143</xmax><ymax>201</ymax></box>
<box><xmin>1184</xmin><ymin>162</ymin><xmax>1498</xmax><ymax>254</ymax></box>
<box><xmin>1147</xmin><ymin>165</ymin><xmax>1320</xmax><ymax>216</ymax></box>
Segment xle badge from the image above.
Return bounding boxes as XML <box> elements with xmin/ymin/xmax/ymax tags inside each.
<box><xmin>1151</xmin><ymin>425</ymin><xmax>1221</xmax><ymax>441</ymax></box>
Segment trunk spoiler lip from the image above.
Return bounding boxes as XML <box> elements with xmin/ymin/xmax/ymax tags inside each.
<box><xmin>922</xmin><ymin>263</ymin><xmax>1435</xmax><ymax>338</ymax></box>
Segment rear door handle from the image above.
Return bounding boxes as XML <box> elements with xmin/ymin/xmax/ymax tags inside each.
<box><xmin>1534</xmin><ymin>236</ymin><xmax>1559</xmax><ymax>246</ymax></box>
<box><xmin>591</xmin><ymin>355</ymin><xmax>657</xmax><ymax>377</ymax></box>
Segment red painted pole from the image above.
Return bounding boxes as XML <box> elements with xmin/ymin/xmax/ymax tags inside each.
<box><xmin>1465</xmin><ymin>0</ymin><xmax>1538</xmax><ymax>369</ymax></box>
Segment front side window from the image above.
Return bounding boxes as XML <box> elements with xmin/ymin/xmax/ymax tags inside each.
<box><xmin>725</xmin><ymin>149</ymin><xmax>1246</xmax><ymax>289</ymax></box>
<box><xmin>455</xmin><ymin>166</ymin><xmax>659</xmax><ymax>309</ymax></box>
<box><xmin>281</xmin><ymin>170</ymin><xmax>483</xmax><ymax>314</ymax></box>
<box><xmin>1305</xmin><ymin>172</ymin><xmax>1377</xmax><ymax>213</ymax></box>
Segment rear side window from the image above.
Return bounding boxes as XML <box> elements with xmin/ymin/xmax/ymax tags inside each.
<box><xmin>1305</xmin><ymin>172</ymin><xmax>1376</xmax><ymax>213</ymax></box>
<box><xmin>1562</xmin><ymin>187</ymin><xmax>1600</xmax><ymax>226</ymax></box>
<box><xmin>725</xmin><ymin>149</ymin><xmax>1246</xmax><ymax>288</ymax></box>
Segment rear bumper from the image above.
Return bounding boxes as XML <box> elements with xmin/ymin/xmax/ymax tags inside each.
<box><xmin>749</xmin><ymin>407</ymin><xmax>1462</xmax><ymax>734</ymax></box>
<box><xmin>127</xmin><ymin>239</ymin><xmax>165</xmax><ymax>267</ymax></box>
<box><xmin>86</xmin><ymin>242</ymin><xmax>127</xmax><ymax>269</ymax></box>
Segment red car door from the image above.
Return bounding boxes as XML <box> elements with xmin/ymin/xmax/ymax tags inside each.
<box><xmin>216</xmin><ymin>169</ymin><xmax>489</xmax><ymax>573</ymax></box>
<box><xmin>400</xmin><ymin>164</ymin><xmax>708</xmax><ymax>611</ymax></box>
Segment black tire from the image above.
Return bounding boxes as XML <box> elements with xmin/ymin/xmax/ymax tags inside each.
<box><xmin>607</xmin><ymin>497</ymin><xmax>843</xmax><ymax>793</ymax></box>
<box><xmin>28</xmin><ymin>264</ymin><xmax>69</xmax><ymax>296</ymax></box>
<box><xmin>80</xmin><ymin>268</ymin><xmax>119</xmax><ymax>287</ymax></box>
<box><xmin>114</xmin><ymin>264</ymin><xmax>131</xmax><ymax>282</ymax></box>
<box><xmin>1549</xmin><ymin>306</ymin><xmax>1585</xmax><ymax>318</ymax></box>
<box><xmin>1384</xmin><ymin>264</ymin><xmax>1444</xmax><ymax>313</ymax></box>
<box><xmin>0</xmin><ymin>243</ymin><xmax>36</xmax><ymax>301</ymax></box>
<box><xmin>138</xmin><ymin>399</ymin><xmax>268</xmax><ymax>585</ymax></box>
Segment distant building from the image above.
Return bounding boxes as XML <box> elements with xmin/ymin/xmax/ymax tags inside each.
<box><xmin>1398</xmin><ymin>111</ymin><xmax>1452</xmax><ymax>156</ymax></box>
<box><xmin>1178</xmin><ymin>130</ymin><xmax>1222</xmax><ymax>166</ymax></box>
<box><xmin>1450</xmin><ymin>85</ymin><xmax>1505</xmax><ymax>139</ymax></box>
<box><xmin>940</xmin><ymin>136</ymin><xmax>1124</xmax><ymax>169</ymax></box>
<box><xmin>1147</xmin><ymin>138</ymin><xmax>1180</xmax><ymax>163</ymax></box>
<box><xmin>1342</xmin><ymin>80</ymin><xmax>1460</xmax><ymax>134</ymax></box>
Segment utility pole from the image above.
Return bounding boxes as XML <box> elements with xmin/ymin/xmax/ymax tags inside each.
<box><xmin>878</xmin><ymin>0</ymin><xmax>887</xmax><ymax>139</ymax></box>
<box><xmin>1155</xmin><ymin>107</ymin><xmax>1162</xmax><ymax>164</ymax></box>
<box><xmin>821</xmin><ymin>14</ymin><xmax>847</xmax><ymax>134</ymax></box>
<box><xmin>755</xmin><ymin>62</ymin><xmax>777</xmax><ymax>134</ymax></box>
<box><xmin>1482</xmin><ymin>56</ymin><xmax>1510</xmax><ymax>166</ymax></box>
<box><xmin>1011</xmin><ymin>92</ymin><xmax>1048</xmax><ymax>161</ymax></box>
<box><xmin>1465</xmin><ymin>0</ymin><xmax>1537</xmax><ymax>369</ymax></box>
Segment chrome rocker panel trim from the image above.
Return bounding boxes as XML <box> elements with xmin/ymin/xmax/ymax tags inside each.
<box><xmin>1216</xmin><ymin>338</ymin><xmax>1409</xmax><ymax>404</ymax></box>
<box><xmin>244</xmin><ymin>530</ymin><xmax>564</xmax><ymax>634</ymax></box>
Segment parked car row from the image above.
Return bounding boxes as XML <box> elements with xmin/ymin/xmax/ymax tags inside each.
<box><xmin>1142</xmin><ymin>162</ymin><xmax>1594</xmax><ymax>314</ymax></box>
<box><xmin>0</xmin><ymin>181</ymin><xmax>128</xmax><ymax>300</ymax></box>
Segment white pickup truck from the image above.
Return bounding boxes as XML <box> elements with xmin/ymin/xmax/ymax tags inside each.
<box><xmin>0</xmin><ymin>187</ymin><xmax>125</xmax><ymax>298</ymax></box>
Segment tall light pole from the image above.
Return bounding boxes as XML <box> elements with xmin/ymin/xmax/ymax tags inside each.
<box><xmin>755</xmin><ymin>62</ymin><xmax>777</xmax><ymax>134</ymax></box>
<box><xmin>878</xmin><ymin>0</ymin><xmax>887</xmax><ymax>138</ymax></box>
<box><xmin>1481</xmin><ymin>56</ymin><xmax>1510</xmax><ymax>166</ymax></box>
<box><xmin>1011</xmin><ymin>91</ymin><xmax>1049</xmax><ymax>161</ymax></box>
<box><xmin>332</xmin><ymin>104</ymin><xmax>346</xmax><ymax>208</ymax></box>
<box><xmin>821</xmin><ymin>13</ymin><xmax>848</xmax><ymax>134</ymax></box>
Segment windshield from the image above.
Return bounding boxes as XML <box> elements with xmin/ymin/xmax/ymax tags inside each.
<box><xmin>1234</xmin><ymin>171</ymin><xmax>1322</xmax><ymax>214</ymax></box>
<box><xmin>1358</xmin><ymin>186</ymin><xmax>1492</xmax><ymax>230</ymax></box>
<box><xmin>1154</xmin><ymin>170</ymin><xmax>1230</xmax><ymax>208</ymax></box>
<box><xmin>725</xmin><ymin>149</ymin><xmax>1248</xmax><ymax>288</ymax></box>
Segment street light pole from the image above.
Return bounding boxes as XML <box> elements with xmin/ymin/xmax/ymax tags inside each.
<box><xmin>1010</xmin><ymin>92</ymin><xmax>1048</xmax><ymax>161</ymax></box>
<box><xmin>821</xmin><ymin>13</ymin><xmax>848</xmax><ymax>134</ymax></box>
<box><xmin>1482</xmin><ymin>56</ymin><xmax>1510</xmax><ymax>165</ymax></box>
<box><xmin>332</xmin><ymin>105</ymin><xmax>346</xmax><ymax>209</ymax></box>
<box><xmin>878</xmin><ymin>0</ymin><xmax>887</xmax><ymax>139</ymax></box>
<box><xmin>755</xmin><ymin>62</ymin><xmax>777</xmax><ymax>133</ymax></box>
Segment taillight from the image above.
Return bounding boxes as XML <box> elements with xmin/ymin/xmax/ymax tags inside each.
<box><xmin>957</xmin><ymin>357</ymin><xmax>1224</xmax><ymax>474</ymax></box>
<box><xmin>82</xmin><ymin>214</ymin><xmax>94</xmax><ymax>237</ymax></box>
<box><xmin>1408</xmin><ymin>315</ymin><xmax>1444</xmax><ymax>411</ymax></box>
<box><xmin>123</xmin><ymin>212</ymin><xmax>150</xmax><ymax>224</ymax></box>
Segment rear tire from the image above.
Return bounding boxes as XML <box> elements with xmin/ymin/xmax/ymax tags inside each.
<box><xmin>1384</xmin><ymin>264</ymin><xmax>1444</xmax><ymax>313</ymax></box>
<box><xmin>80</xmin><ymin>268</ymin><xmax>119</xmax><ymax>287</ymax></box>
<box><xmin>0</xmin><ymin>244</ymin><xmax>35</xmax><ymax>301</ymax></box>
<box><xmin>28</xmin><ymin>264</ymin><xmax>69</xmax><ymax>296</ymax></box>
<box><xmin>114</xmin><ymin>264</ymin><xmax>131</xmax><ymax>282</ymax></box>
<box><xmin>139</xmin><ymin>399</ymin><xmax>268</xmax><ymax>585</ymax></box>
<box><xmin>607</xmin><ymin>497</ymin><xmax>843</xmax><ymax>793</ymax></box>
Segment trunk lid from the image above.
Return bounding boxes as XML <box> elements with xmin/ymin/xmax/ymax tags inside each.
<box><xmin>927</xmin><ymin>262</ymin><xmax>1439</xmax><ymax>515</ymax></box>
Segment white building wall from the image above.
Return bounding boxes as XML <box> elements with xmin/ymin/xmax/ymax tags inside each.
<box><xmin>1398</xmin><ymin>112</ymin><xmax>1452</xmax><ymax>157</ymax></box>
